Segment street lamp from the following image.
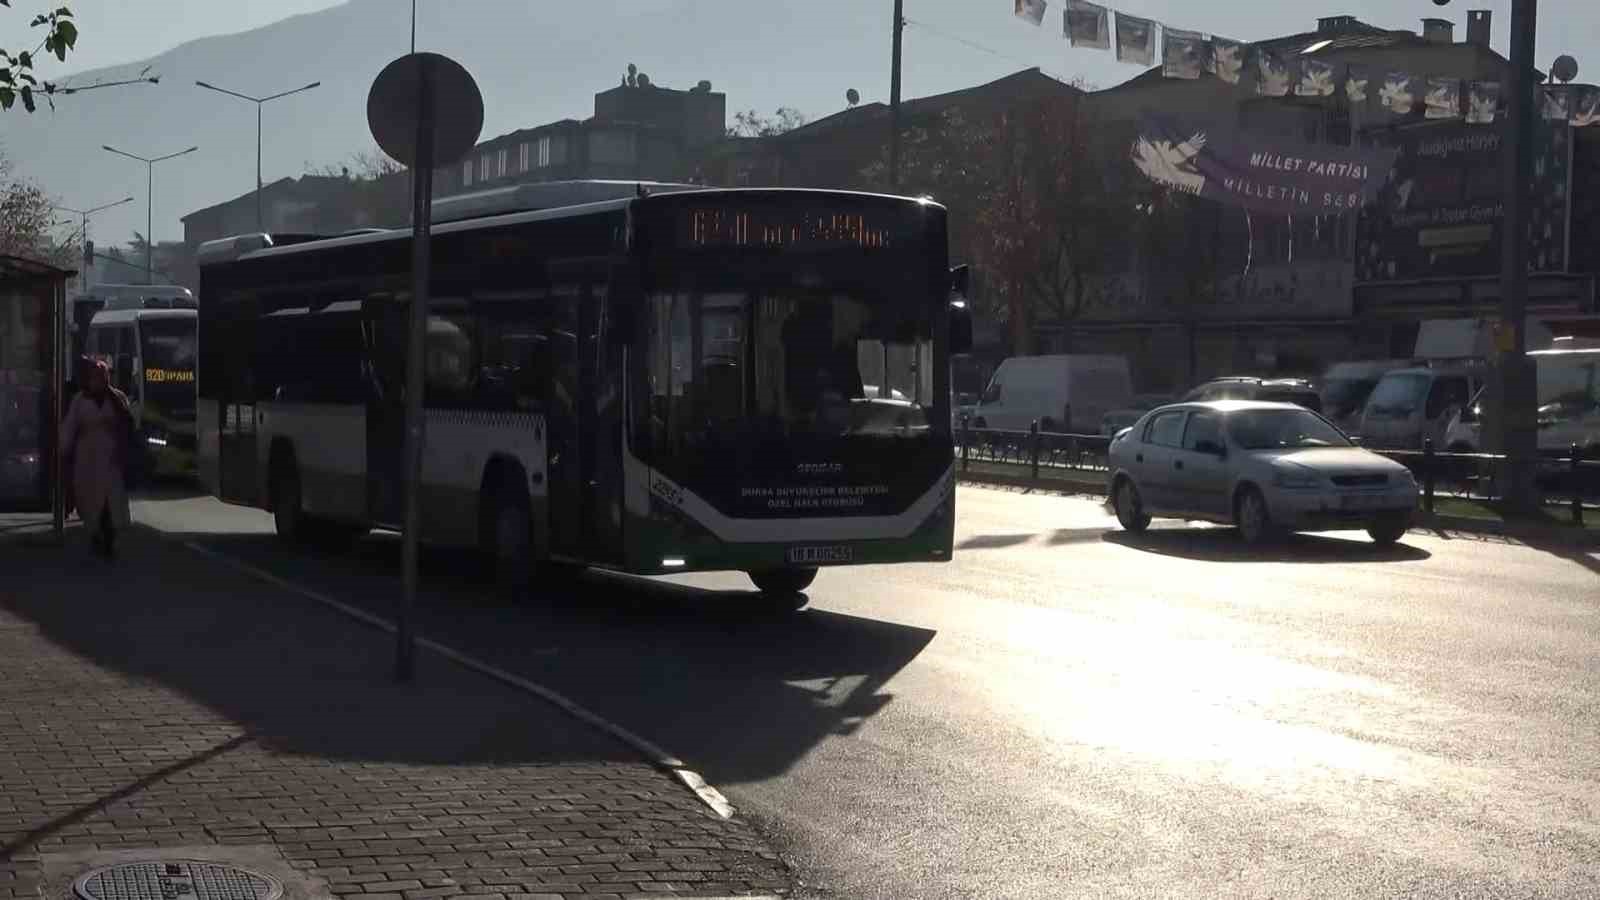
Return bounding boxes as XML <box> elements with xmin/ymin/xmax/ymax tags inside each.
<box><xmin>194</xmin><ymin>79</ymin><xmax>322</xmax><ymax>232</ymax></box>
<box><xmin>51</xmin><ymin>196</ymin><xmax>135</xmax><ymax>288</ymax></box>
<box><xmin>102</xmin><ymin>144</ymin><xmax>199</xmax><ymax>285</ymax></box>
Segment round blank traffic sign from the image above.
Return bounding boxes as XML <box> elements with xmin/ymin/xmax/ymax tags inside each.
<box><xmin>367</xmin><ymin>52</ymin><xmax>484</xmax><ymax>168</ymax></box>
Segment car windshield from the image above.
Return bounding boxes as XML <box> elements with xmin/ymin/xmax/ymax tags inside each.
<box><xmin>1322</xmin><ymin>377</ymin><xmax>1379</xmax><ymax>417</ymax></box>
<box><xmin>1366</xmin><ymin>373</ymin><xmax>1431</xmax><ymax>417</ymax></box>
<box><xmin>1226</xmin><ymin>408</ymin><xmax>1351</xmax><ymax>450</ymax></box>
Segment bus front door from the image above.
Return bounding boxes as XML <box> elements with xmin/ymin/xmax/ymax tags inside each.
<box><xmin>364</xmin><ymin>303</ymin><xmax>406</xmax><ymax>527</ymax></box>
<box><xmin>545</xmin><ymin>291</ymin><xmax>584</xmax><ymax>559</ymax></box>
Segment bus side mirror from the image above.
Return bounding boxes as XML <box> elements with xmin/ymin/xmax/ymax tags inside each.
<box><xmin>949</xmin><ymin>301</ymin><xmax>973</xmax><ymax>355</ymax></box>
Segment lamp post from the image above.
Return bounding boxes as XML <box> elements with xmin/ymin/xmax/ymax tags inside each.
<box><xmin>194</xmin><ymin>79</ymin><xmax>322</xmax><ymax>232</ymax></box>
<box><xmin>51</xmin><ymin>196</ymin><xmax>135</xmax><ymax>289</ymax></box>
<box><xmin>101</xmin><ymin>145</ymin><xmax>199</xmax><ymax>284</ymax></box>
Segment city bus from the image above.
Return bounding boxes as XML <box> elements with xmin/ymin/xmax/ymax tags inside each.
<box><xmin>67</xmin><ymin>284</ymin><xmax>194</xmax><ymax>363</ymax></box>
<box><xmin>196</xmin><ymin>185</ymin><xmax>970</xmax><ymax>602</ymax></box>
<box><xmin>85</xmin><ymin>304</ymin><xmax>200</xmax><ymax>477</ymax></box>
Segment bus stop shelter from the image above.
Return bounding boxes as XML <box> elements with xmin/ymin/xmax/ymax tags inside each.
<box><xmin>0</xmin><ymin>256</ymin><xmax>71</xmax><ymax>542</ymax></box>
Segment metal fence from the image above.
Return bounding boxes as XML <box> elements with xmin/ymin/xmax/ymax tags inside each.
<box><xmin>957</xmin><ymin>418</ymin><xmax>1600</xmax><ymax>527</ymax></box>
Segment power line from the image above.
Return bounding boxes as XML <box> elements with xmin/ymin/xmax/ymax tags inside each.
<box><xmin>903</xmin><ymin>18</ymin><xmax>1070</xmax><ymax>83</ymax></box>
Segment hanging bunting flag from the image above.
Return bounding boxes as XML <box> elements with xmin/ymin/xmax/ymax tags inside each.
<box><xmin>1014</xmin><ymin>0</ymin><xmax>1047</xmax><ymax>27</ymax></box>
<box><xmin>1380</xmin><ymin>73</ymin><xmax>1418</xmax><ymax>116</ymax></box>
<box><xmin>1114</xmin><ymin>13</ymin><xmax>1157</xmax><ymax>66</ymax></box>
<box><xmin>1063</xmin><ymin>0</ymin><xmax>1110</xmax><ymax>50</ymax></box>
<box><xmin>1541</xmin><ymin>86</ymin><xmax>1571</xmax><ymax>121</ymax></box>
<box><xmin>1345</xmin><ymin>65</ymin><xmax>1371</xmax><ymax>105</ymax></box>
<box><xmin>1466</xmin><ymin>81</ymin><xmax>1500</xmax><ymax>124</ymax></box>
<box><xmin>1425</xmin><ymin>77</ymin><xmax>1461</xmax><ymax>119</ymax></box>
<box><xmin>1130</xmin><ymin>112</ymin><xmax>1398</xmax><ymax>214</ymax></box>
<box><xmin>1573</xmin><ymin>86</ymin><xmax>1600</xmax><ymax>127</ymax></box>
<box><xmin>1162</xmin><ymin>27</ymin><xmax>1206</xmax><ymax>79</ymax></box>
<box><xmin>1256</xmin><ymin>49</ymin><xmax>1291</xmax><ymax>96</ymax></box>
<box><xmin>1297</xmin><ymin>59</ymin><xmax>1336</xmax><ymax>97</ymax></box>
<box><xmin>1209</xmin><ymin>36</ymin><xmax>1245</xmax><ymax>84</ymax></box>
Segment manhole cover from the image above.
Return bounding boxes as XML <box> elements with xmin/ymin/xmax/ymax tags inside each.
<box><xmin>74</xmin><ymin>861</ymin><xmax>284</xmax><ymax>900</ymax></box>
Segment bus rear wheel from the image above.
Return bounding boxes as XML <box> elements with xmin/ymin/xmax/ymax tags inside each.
<box><xmin>482</xmin><ymin>487</ymin><xmax>534</xmax><ymax>600</ymax></box>
<box><xmin>748</xmin><ymin>567</ymin><xmax>817</xmax><ymax>607</ymax></box>
<box><xmin>271</xmin><ymin>464</ymin><xmax>305</xmax><ymax>545</ymax></box>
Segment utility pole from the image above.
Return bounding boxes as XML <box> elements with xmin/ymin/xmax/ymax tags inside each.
<box><xmin>194</xmin><ymin>80</ymin><xmax>322</xmax><ymax>233</ymax></box>
<box><xmin>889</xmin><ymin>0</ymin><xmax>904</xmax><ymax>191</ymax></box>
<box><xmin>102</xmin><ymin>145</ymin><xmax>198</xmax><ymax>285</ymax></box>
<box><xmin>1496</xmin><ymin>0</ymin><xmax>1539</xmax><ymax>509</ymax></box>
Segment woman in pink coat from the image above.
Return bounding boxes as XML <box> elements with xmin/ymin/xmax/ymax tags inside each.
<box><xmin>60</xmin><ymin>360</ymin><xmax>132</xmax><ymax>557</ymax></box>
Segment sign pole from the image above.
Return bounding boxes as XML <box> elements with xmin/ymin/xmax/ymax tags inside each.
<box><xmin>397</xmin><ymin>56</ymin><xmax>435</xmax><ymax>683</ymax></box>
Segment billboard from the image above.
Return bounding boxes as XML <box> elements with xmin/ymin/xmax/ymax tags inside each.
<box><xmin>1355</xmin><ymin>120</ymin><xmax>1572</xmax><ymax>282</ymax></box>
<box><xmin>1132</xmin><ymin>113</ymin><xmax>1398</xmax><ymax>216</ymax></box>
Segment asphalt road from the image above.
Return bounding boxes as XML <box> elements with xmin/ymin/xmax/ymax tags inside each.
<box><xmin>132</xmin><ymin>484</ymin><xmax>1600</xmax><ymax>900</ymax></box>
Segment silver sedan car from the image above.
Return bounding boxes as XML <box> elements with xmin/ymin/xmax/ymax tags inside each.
<box><xmin>1106</xmin><ymin>400</ymin><xmax>1419</xmax><ymax>545</ymax></box>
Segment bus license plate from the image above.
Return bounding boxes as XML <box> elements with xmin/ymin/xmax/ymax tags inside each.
<box><xmin>787</xmin><ymin>545</ymin><xmax>852</xmax><ymax>564</ymax></box>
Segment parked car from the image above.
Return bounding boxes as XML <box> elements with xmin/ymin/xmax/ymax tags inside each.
<box><xmin>1101</xmin><ymin>393</ymin><xmax>1175</xmax><ymax>437</ymax></box>
<box><xmin>1358</xmin><ymin>366</ymin><xmax>1482</xmax><ymax>450</ymax></box>
<box><xmin>1107</xmin><ymin>400</ymin><xmax>1418</xmax><ymax>545</ymax></box>
<box><xmin>1319</xmin><ymin>360</ymin><xmax>1410</xmax><ymax>434</ymax></box>
<box><xmin>1182</xmin><ymin>376</ymin><xmax>1324</xmax><ymax>413</ymax></box>
<box><xmin>970</xmin><ymin>354</ymin><xmax>1133</xmax><ymax>434</ymax></box>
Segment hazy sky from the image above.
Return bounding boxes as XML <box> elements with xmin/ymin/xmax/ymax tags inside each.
<box><xmin>9</xmin><ymin>0</ymin><xmax>1598</xmax><ymax>246</ymax></box>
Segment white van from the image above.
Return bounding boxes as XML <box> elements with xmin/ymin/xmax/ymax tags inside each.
<box><xmin>1358</xmin><ymin>366</ymin><xmax>1483</xmax><ymax>450</ymax></box>
<box><xmin>970</xmin><ymin>355</ymin><xmax>1133</xmax><ymax>434</ymax></box>
<box><xmin>1319</xmin><ymin>359</ymin><xmax>1410</xmax><ymax>434</ymax></box>
<box><xmin>1443</xmin><ymin>345</ymin><xmax>1600</xmax><ymax>455</ymax></box>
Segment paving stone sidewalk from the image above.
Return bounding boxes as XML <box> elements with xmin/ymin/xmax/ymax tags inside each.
<box><xmin>0</xmin><ymin>518</ymin><xmax>790</xmax><ymax>899</ymax></box>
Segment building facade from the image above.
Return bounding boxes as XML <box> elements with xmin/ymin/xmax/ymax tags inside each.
<box><xmin>431</xmin><ymin>76</ymin><xmax>726</xmax><ymax>198</ymax></box>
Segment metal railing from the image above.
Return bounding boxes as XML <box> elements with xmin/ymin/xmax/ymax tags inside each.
<box><xmin>958</xmin><ymin>417</ymin><xmax>1112</xmax><ymax>483</ymax></box>
<box><xmin>1383</xmin><ymin>439</ymin><xmax>1599</xmax><ymax>527</ymax></box>
<box><xmin>957</xmin><ymin>416</ymin><xmax>1599</xmax><ymax>528</ymax></box>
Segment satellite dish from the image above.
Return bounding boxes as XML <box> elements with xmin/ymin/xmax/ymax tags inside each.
<box><xmin>846</xmin><ymin>88</ymin><xmax>860</xmax><ymax>107</ymax></box>
<box><xmin>697</xmin><ymin>79</ymin><xmax>712</xmax><ymax>92</ymax></box>
<box><xmin>1552</xmin><ymin>55</ymin><xmax>1579</xmax><ymax>83</ymax></box>
<box><xmin>367</xmin><ymin>52</ymin><xmax>484</xmax><ymax>168</ymax></box>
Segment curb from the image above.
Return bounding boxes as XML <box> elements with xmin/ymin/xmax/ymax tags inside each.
<box><xmin>150</xmin><ymin>528</ymin><xmax>740</xmax><ymax>821</ymax></box>
<box><xmin>957</xmin><ymin>469</ymin><xmax>1107</xmax><ymax>497</ymax></box>
<box><xmin>1416</xmin><ymin>512</ymin><xmax>1600</xmax><ymax>548</ymax></box>
<box><xmin>957</xmin><ymin>474</ymin><xmax>1599</xmax><ymax>548</ymax></box>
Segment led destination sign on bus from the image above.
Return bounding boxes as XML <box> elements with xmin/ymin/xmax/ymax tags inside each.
<box><xmin>678</xmin><ymin>207</ymin><xmax>918</xmax><ymax>250</ymax></box>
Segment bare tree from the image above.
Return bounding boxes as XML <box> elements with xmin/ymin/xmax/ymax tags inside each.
<box><xmin>726</xmin><ymin>107</ymin><xmax>808</xmax><ymax>138</ymax></box>
<box><xmin>0</xmin><ymin>144</ymin><xmax>74</xmax><ymax>267</ymax></box>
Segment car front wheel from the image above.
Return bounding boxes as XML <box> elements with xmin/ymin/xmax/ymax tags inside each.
<box><xmin>1367</xmin><ymin>513</ymin><xmax>1411</xmax><ymax>546</ymax></box>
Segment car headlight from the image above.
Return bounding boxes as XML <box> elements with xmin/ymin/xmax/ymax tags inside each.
<box><xmin>1272</xmin><ymin>464</ymin><xmax>1322</xmax><ymax>489</ymax></box>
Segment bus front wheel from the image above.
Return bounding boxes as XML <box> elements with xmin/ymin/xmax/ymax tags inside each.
<box><xmin>748</xmin><ymin>567</ymin><xmax>817</xmax><ymax>605</ymax></box>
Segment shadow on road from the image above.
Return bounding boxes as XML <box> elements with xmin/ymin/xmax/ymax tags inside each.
<box><xmin>1102</xmin><ymin>528</ymin><xmax>1432</xmax><ymax>563</ymax></box>
<box><xmin>957</xmin><ymin>532</ymin><xmax>1038</xmax><ymax>550</ymax></box>
<box><xmin>0</xmin><ymin>527</ymin><xmax>646</xmax><ymax>769</ymax></box>
<box><xmin>147</xmin><ymin>527</ymin><xmax>939</xmax><ymax>787</ymax></box>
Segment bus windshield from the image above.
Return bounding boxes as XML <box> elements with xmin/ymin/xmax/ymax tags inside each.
<box><xmin>139</xmin><ymin>316</ymin><xmax>198</xmax><ymax>423</ymax></box>
<box><xmin>642</xmin><ymin>269</ymin><xmax>947</xmax><ymax>517</ymax></box>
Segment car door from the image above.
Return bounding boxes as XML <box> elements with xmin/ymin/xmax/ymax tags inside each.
<box><xmin>1174</xmin><ymin>410</ymin><xmax>1231</xmax><ymax>518</ymax></box>
<box><xmin>1136</xmin><ymin>409</ymin><xmax>1188</xmax><ymax>513</ymax></box>
<box><xmin>1424</xmin><ymin>375</ymin><xmax>1470</xmax><ymax>448</ymax></box>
